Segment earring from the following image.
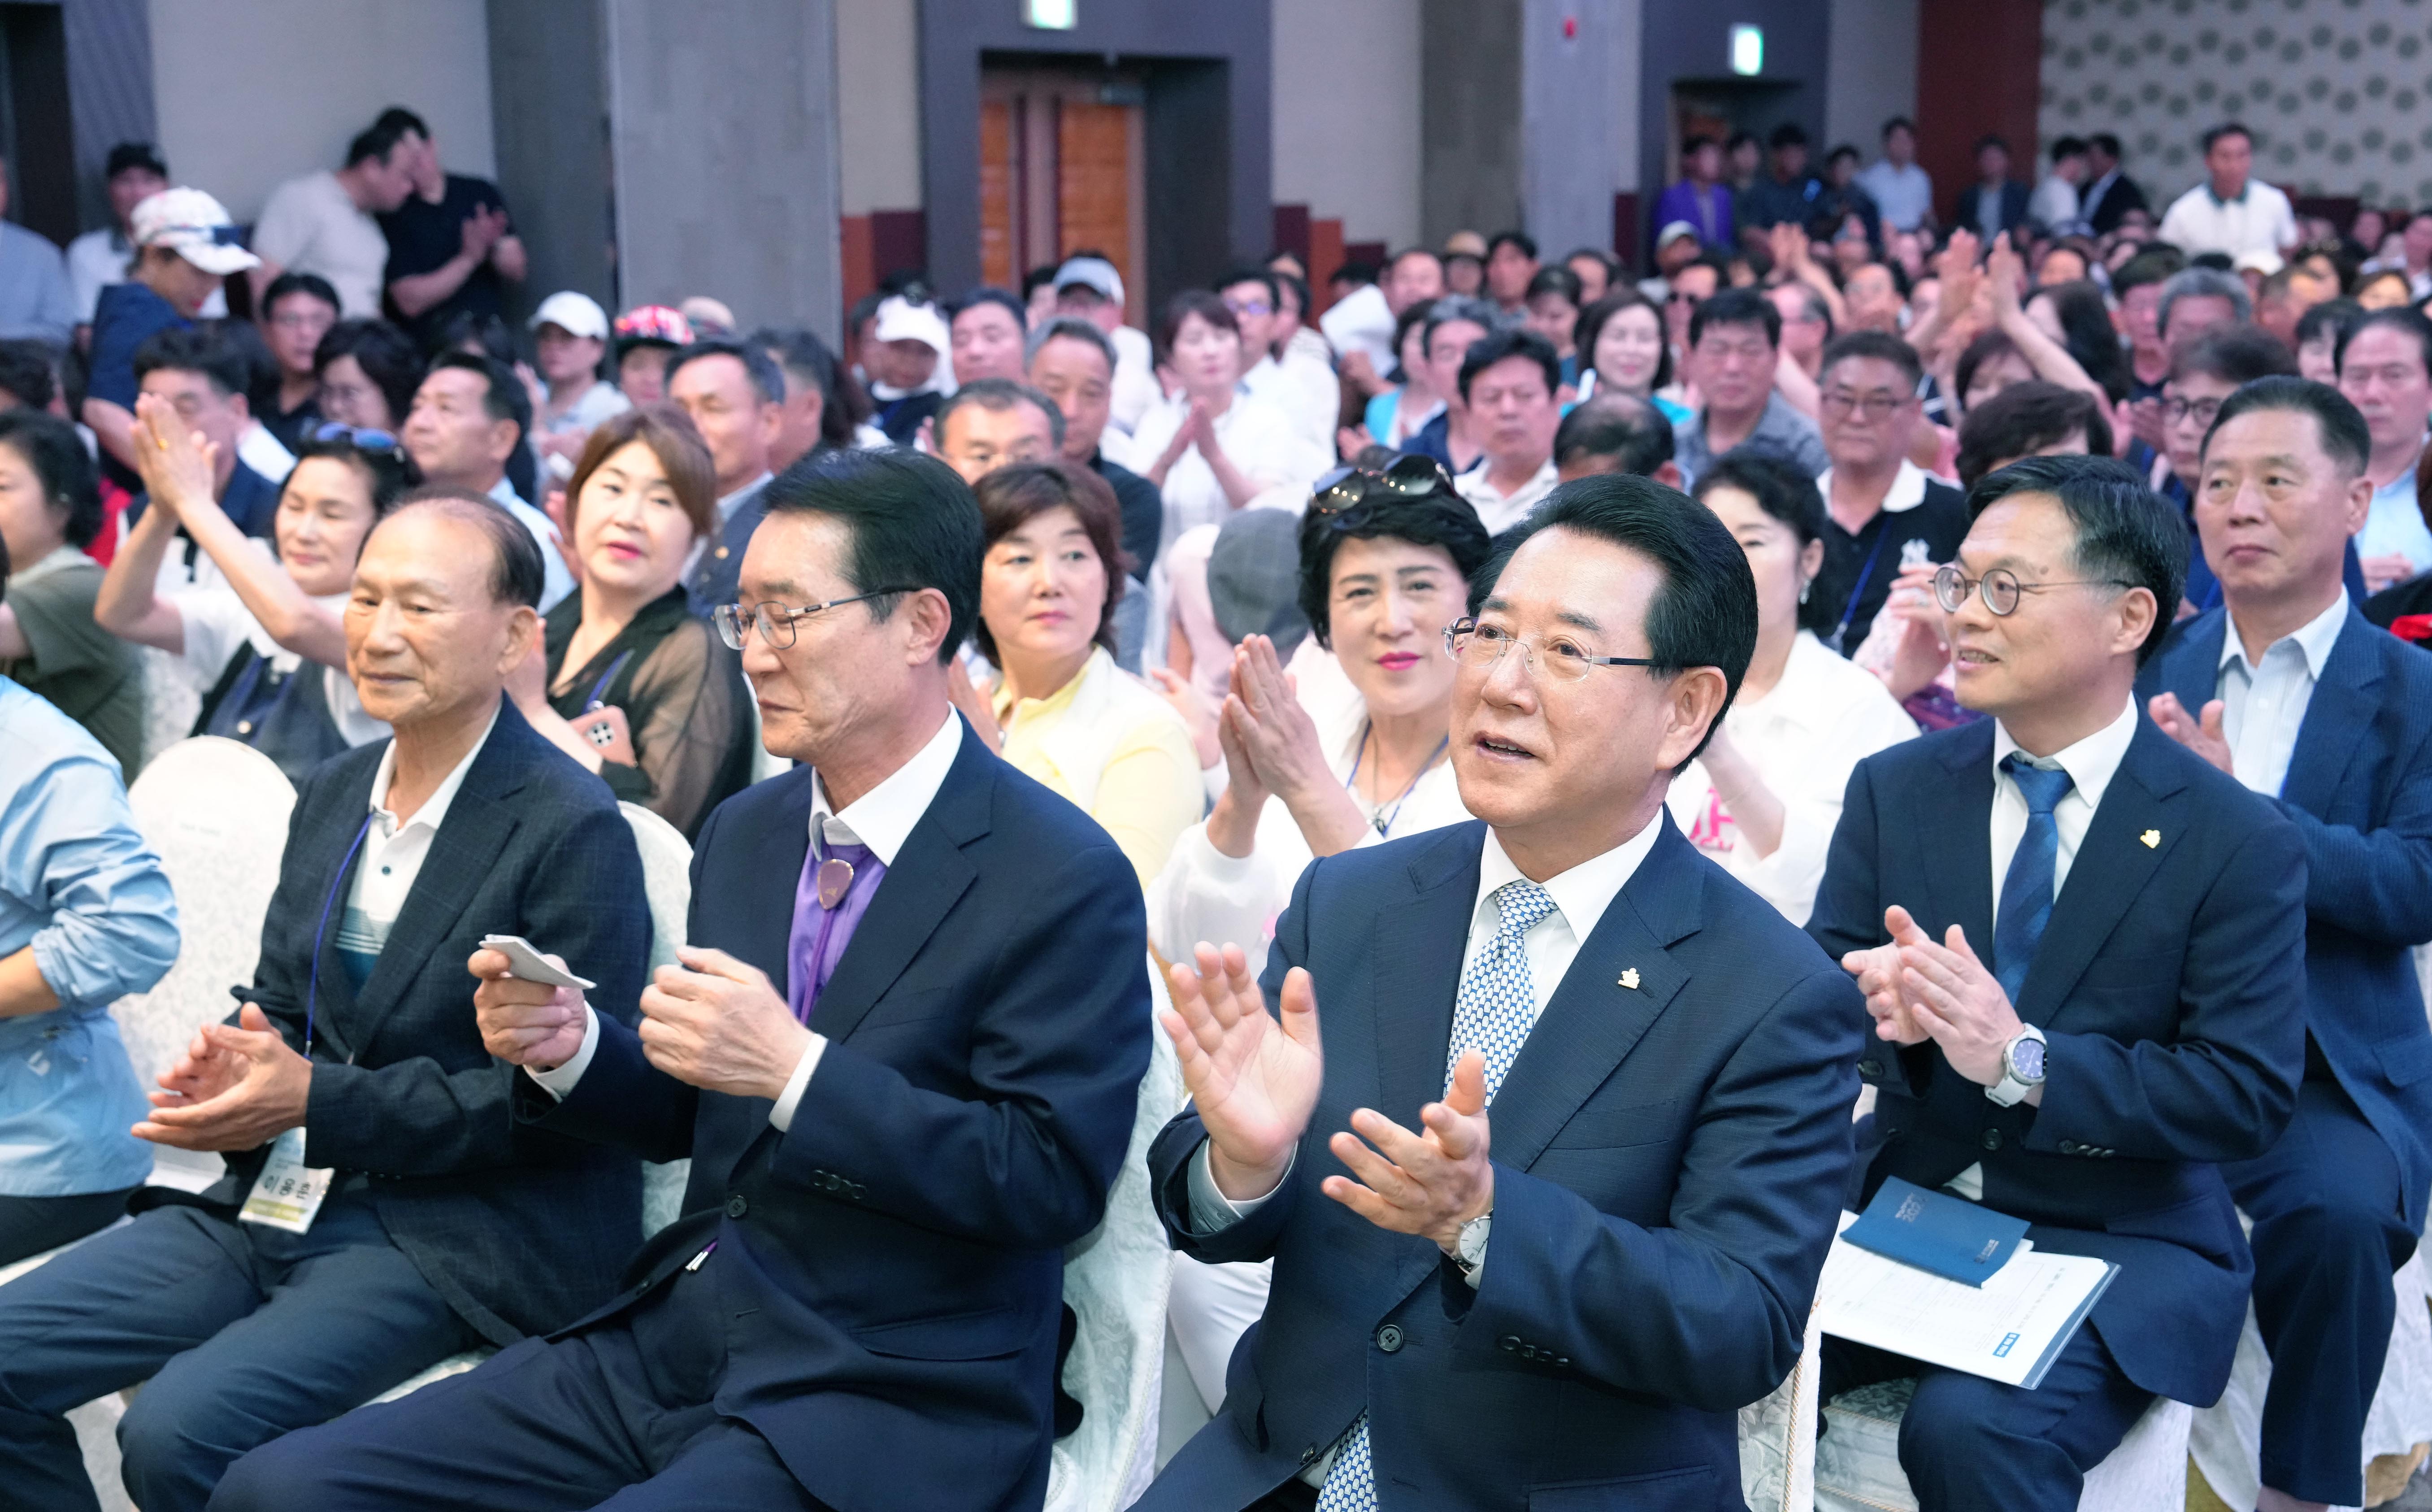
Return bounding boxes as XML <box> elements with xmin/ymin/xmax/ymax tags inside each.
<box><xmin>1798</xmin><ymin>579</ymin><xmax>1812</xmax><ymax>604</ymax></box>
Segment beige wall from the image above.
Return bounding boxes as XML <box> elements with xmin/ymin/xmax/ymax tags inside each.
<box><xmin>1271</xmin><ymin>0</ymin><xmax>1422</xmax><ymax>247</ymax></box>
<box><xmin>1826</xmin><ymin>0</ymin><xmax>1919</xmax><ymax>159</ymax></box>
<box><xmin>149</xmin><ymin>0</ymin><xmax>495</xmax><ymax>224</ymax></box>
<box><xmin>837</xmin><ymin>0</ymin><xmax>923</xmax><ymax>213</ymax></box>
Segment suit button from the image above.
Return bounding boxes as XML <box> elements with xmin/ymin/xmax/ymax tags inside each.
<box><xmin>1980</xmin><ymin>1129</ymin><xmax>2004</xmax><ymax>1151</ymax></box>
<box><xmin>1858</xmin><ymin>1059</ymin><xmax>1882</xmax><ymax>1079</ymax></box>
<box><xmin>2059</xmin><ymin>1139</ymin><xmax>2079</xmax><ymax>1155</ymax></box>
<box><xmin>1498</xmin><ymin>1334</ymin><xmax>1520</xmax><ymax>1352</ymax></box>
<box><xmin>1375</xmin><ymin>1324</ymin><xmax>1404</xmax><ymax>1353</ymax></box>
<box><xmin>1520</xmin><ymin>1344</ymin><xmax>1539</xmax><ymax>1360</ymax></box>
<box><xmin>1300</xmin><ymin>1445</ymin><xmax>1318</xmax><ymax>1465</ymax></box>
<box><xmin>724</xmin><ymin>1195</ymin><xmax>748</xmax><ymax>1218</ymax></box>
<box><xmin>1555</xmin><ymin>1356</ymin><xmax>1571</xmax><ymax>1367</ymax></box>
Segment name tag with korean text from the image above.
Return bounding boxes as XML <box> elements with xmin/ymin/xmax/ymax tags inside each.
<box><xmin>238</xmin><ymin>1126</ymin><xmax>332</xmax><ymax>1233</ymax></box>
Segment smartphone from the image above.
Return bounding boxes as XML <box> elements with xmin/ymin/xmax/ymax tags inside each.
<box><xmin>573</xmin><ymin>704</ymin><xmax>636</xmax><ymax>767</ymax></box>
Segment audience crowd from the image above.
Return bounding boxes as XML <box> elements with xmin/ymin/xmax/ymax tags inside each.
<box><xmin>0</xmin><ymin>101</ymin><xmax>2428</xmax><ymax>1512</ymax></box>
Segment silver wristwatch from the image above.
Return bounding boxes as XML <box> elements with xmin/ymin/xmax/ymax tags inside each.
<box><xmin>1985</xmin><ymin>1023</ymin><xmax>2048</xmax><ymax>1108</ymax></box>
<box><xmin>1452</xmin><ymin>1211</ymin><xmax>1492</xmax><ymax>1277</ymax></box>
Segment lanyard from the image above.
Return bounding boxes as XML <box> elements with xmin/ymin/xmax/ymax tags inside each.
<box><xmin>582</xmin><ymin>649</ymin><xmax>636</xmax><ymax>713</ymax></box>
<box><xmin>1828</xmin><ymin>524</ymin><xmax>1892</xmax><ymax>655</ymax></box>
<box><xmin>1344</xmin><ymin>723</ymin><xmax>1450</xmax><ymax>839</ymax></box>
<box><xmin>305</xmin><ymin>814</ymin><xmax>375</xmax><ymax>1059</ymax></box>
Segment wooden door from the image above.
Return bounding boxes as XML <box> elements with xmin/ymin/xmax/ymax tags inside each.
<box><xmin>978</xmin><ymin>67</ymin><xmax>1146</xmax><ymax>326</ymax></box>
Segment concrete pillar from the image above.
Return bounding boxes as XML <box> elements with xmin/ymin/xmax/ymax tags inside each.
<box><xmin>1521</xmin><ymin>0</ymin><xmax>1642</xmax><ymax>257</ymax></box>
<box><xmin>1420</xmin><ymin>0</ymin><xmax>1522</xmax><ymax>245</ymax></box>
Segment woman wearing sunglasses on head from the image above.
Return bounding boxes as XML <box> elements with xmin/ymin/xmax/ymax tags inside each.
<box><xmin>96</xmin><ymin>402</ymin><xmax>406</xmax><ymax>779</ymax></box>
<box><xmin>510</xmin><ymin>406</ymin><xmax>754</xmax><ymax>841</ymax></box>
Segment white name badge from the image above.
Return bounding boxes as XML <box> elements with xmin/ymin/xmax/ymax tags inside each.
<box><xmin>238</xmin><ymin>1127</ymin><xmax>333</xmax><ymax>1233</ymax></box>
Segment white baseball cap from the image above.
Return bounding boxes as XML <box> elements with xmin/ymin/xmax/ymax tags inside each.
<box><xmin>129</xmin><ymin>188</ymin><xmax>260</xmax><ymax>275</ymax></box>
<box><xmin>1655</xmin><ymin>221</ymin><xmax>1701</xmax><ymax>251</ymax></box>
<box><xmin>872</xmin><ymin>295</ymin><xmax>950</xmax><ymax>355</ymax></box>
<box><xmin>528</xmin><ymin>290</ymin><xmax>611</xmax><ymax>341</ymax></box>
<box><xmin>1052</xmin><ymin>256</ymin><xmax>1125</xmax><ymax>305</ymax></box>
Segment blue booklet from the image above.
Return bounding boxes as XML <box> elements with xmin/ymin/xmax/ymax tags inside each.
<box><xmin>1841</xmin><ymin>1177</ymin><xmax>2030</xmax><ymax>1287</ymax></box>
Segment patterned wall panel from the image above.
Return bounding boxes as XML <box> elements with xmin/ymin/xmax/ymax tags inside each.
<box><xmin>2040</xmin><ymin>0</ymin><xmax>2432</xmax><ymax>207</ymax></box>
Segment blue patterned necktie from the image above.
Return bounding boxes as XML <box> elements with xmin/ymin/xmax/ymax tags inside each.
<box><xmin>1993</xmin><ymin>754</ymin><xmax>2075</xmax><ymax>1005</ymax></box>
<box><xmin>1315</xmin><ymin>879</ymin><xmax>1560</xmax><ymax>1512</ymax></box>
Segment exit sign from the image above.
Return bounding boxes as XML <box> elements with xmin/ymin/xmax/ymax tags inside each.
<box><xmin>1730</xmin><ymin>24</ymin><xmax>1764</xmax><ymax>75</ymax></box>
<box><xmin>1023</xmin><ymin>0</ymin><xmax>1076</xmax><ymax>28</ymax></box>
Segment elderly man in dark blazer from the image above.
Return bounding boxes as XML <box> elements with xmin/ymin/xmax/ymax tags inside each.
<box><xmin>2141</xmin><ymin>377</ymin><xmax>2432</xmax><ymax>1512</ymax></box>
<box><xmin>215</xmin><ymin>448</ymin><xmax>1150</xmax><ymax>1512</ymax></box>
<box><xmin>1811</xmin><ymin>456</ymin><xmax>2309</xmax><ymax>1512</ymax></box>
<box><xmin>0</xmin><ymin>491</ymin><xmax>651</xmax><ymax>1512</ymax></box>
<box><xmin>1138</xmin><ymin>475</ymin><xmax>1866</xmax><ymax>1511</ymax></box>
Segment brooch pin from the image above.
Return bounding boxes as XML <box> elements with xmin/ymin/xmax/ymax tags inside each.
<box><xmin>1618</xmin><ymin>968</ymin><xmax>1642</xmax><ymax>990</ymax></box>
<box><xmin>2139</xmin><ymin>829</ymin><xmax>2160</xmax><ymax>849</ymax></box>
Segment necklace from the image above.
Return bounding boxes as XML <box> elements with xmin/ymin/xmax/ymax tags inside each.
<box><xmin>1345</xmin><ymin>721</ymin><xmax>1450</xmax><ymax>837</ymax></box>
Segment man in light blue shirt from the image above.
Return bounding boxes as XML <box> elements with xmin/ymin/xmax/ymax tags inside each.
<box><xmin>0</xmin><ymin>672</ymin><xmax>179</xmax><ymax>1267</ymax></box>
<box><xmin>1854</xmin><ymin>117</ymin><xmax>1933</xmax><ymax>233</ymax></box>
<box><xmin>2334</xmin><ymin>308</ymin><xmax>2432</xmax><ymax>595</ymax></box>
<box><xmin>0</xmin><ymin>161</ymin><xmax>75</xmax><ymax>347</ymax></box>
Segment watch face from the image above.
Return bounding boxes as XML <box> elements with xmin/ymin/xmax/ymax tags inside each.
<box><xmin>2011</xmin><ymin>1036</ymin><xmax>2046</xmax><ymax>1081</ymax></box>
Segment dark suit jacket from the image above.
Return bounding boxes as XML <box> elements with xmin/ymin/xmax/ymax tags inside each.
<box><xmin>2140</xmin><ymin>606</ymin><xmax>2432</xmax><ymax>1227</ymax></box>
<box><xmin>2083</xmin><ymin>170</ymin><xmax>2150</xmax><ymax>235</ymax></box>
<box><xmin>157</xmin><ymin>700</ymin><xmax>653</xmax><ymax>1344</ymax></box>
<box><xmin>1142</xmin><ymin>817</ymin><xmax>1866</xmax><ymax>1512</ymax></box>
<box><xmin>683</xmin><ymin>475</ymin><xmax>769</xmax><ymax>617</ymax></box>
<box><xmin>1808</xmin><ymin>714</ymin><xmax>2309</xmax><ymax>1406</ymax></box>
<box><xmin>1952</xmin><ymin>180</ymin><xmax>2032</xmax><ymax>240</ymax></box>
<box><xmin>519</xmin><ymin>720</ymin><xmax>1150</xmax><ymax>1512</ymax></box>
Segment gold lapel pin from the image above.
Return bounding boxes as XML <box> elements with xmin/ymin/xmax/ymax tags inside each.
<box><xmin>1618</xmin><ymin>968</ymin><xmax>1642</xmax><ymax>990</ymax></box>
<box><xmin>2140</xmin><ymin>829</ymin><xmax>2160</xmax><ymax>849</ymax></box>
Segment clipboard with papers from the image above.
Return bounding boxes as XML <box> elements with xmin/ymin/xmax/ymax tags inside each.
<box><xmin>1815</xmin><ymin>1209</ymin><xmax>2120</xmax><ymax>1391</ymax></box>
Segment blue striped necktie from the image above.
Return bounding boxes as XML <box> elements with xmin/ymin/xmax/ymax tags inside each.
<box><xmin>1993</xmin><ymin>754</ymin><xmax>2075</xmax><ymax>1004</ymax></box>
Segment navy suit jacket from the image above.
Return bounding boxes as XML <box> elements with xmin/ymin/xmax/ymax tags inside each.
<box><xmin>1142</xmin><ymin>817</ymin><xmax>1866</xmax><ymax>1512</ymax></box>
<box><xmin>1952</xmin><ymin>181</ymin><xmax>2032</xmax><ymax>239</ymax></box>
<box><xmin>518</xmin><ymin>720</ymin><xmax>1150</xmax><ymax>1512</ymax></box>
<box><xmin>682</xmin><ymin>475</ymin><xmax>769</xmax><ymax>617</ymax></box>
<box><xmin>152</xmin><ymin>700</ymin><xmax>654</xmax><ymax>1344</ymax></box>
<box><xmin>2140</xmin><ymin>605</ymin><xmax>2432</xmax><ymax>1227</ymax></box>
<box><xmin>1808</xmin><ymin>714</ymin><xmax>2309</xmax><ymax>1406</ymax></box>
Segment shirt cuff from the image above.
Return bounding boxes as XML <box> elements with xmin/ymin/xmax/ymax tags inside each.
<box><xmin>523</xmin><ymin>1006</ymin><xmax>601</xmax><ymax>1100</ymax></box>
<box><xmin>767</xmin><ymin>1033</ymin><xmax>828</xmax><ymax>1132</ymax></box>
<box><xmin>1186</xmin><ymin>1138</ymin><xmax>1291</xmax><ymax>1235</ymax></box>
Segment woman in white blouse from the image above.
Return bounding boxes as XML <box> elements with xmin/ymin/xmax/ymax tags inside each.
<box><xmin>1145</xmin><ymin>459</ymin><xmax>1490</xmax><ymax>1417</ymax></box>
<box><xmin>1665</xmin><ymin>452</ymin><xmax>1919</xmax><ymax>925</ymax></box>
<box><xmin>1124</xmin><ymin>290</ymin><xmax>1331</xmax><ymax>559</ymax></box>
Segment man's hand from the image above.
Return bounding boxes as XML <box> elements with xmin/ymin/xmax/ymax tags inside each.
<box><xmin>2148</xmin><ymin>691</ymin><xmax>2234</xmax><ymax>775</ymax></box>
<box><xmin>133</xmin><ymin>1004</ymin><xmax>312</xmax><ymax>1151</ymax></box>
<box><xmin>1840</xmin><ymin>904</ymin><xmax>1935</xmax><ymax>1045</ymax></box>
<box><xmin>1900</xmin><ymin>923</ymin><xmax>2028</xmax><ymax>1090</ymax></box>
<box><xmin>1323</xmin><ymin>1049</ymin><xmax>1494</xmax><ymax>1252</ymax></box>
<box><xmin>636</xmin><ymin>947</ymin><xmax>812</xmax><ymax>1101</ymax></box>
<box><xmin>460</xmin><ymin>204</ymin><xmax>507</xmax><ymax>262</ymax></box>
<box><xmin>1162</xmin><ymin>943</ymin><xmax>1323</xmax><ymax>1201</ymax></box>
<box><xmin>470</xmin><ymin>945</ymin><xmax>591</xmax><ymax>1069</ymax></box>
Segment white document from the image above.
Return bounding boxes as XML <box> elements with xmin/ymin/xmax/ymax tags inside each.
<box><xmin>479</xmin><ymin>934</ymin><xmax>595</xmax><ymax>991</ymax></box>
<box><xmin>1816</xmin><ymin>1211</ymin><xmax>2118</xmax><ymax>1390</ymax></box>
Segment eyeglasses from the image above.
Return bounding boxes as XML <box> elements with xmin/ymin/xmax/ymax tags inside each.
<box><xmin>1224</xmin><ymin>298</ymin><xmax>1273</xmax><ymax>318</ymax></box>
<box><xmin>1667</xmin><ymin>291</ymin><xmax>1705</xmax><ymax>307</ymax></box>
<box><xmin>713</xmin><ymin>589</ymin><xmax>920</xmax><ymax>650</ymax></box>
<box><xmin>312</xmin><ymin>421</ymin><xmax>403</xmax><ymax>458</ymax></box>
<box><xmin>1310</xmin><ymin>455</ymin><xmax>1454</xmax><ymax>514</ymax></box>
<box><xmin>1442</xmin><ymin>617</ymin><xmax>1657</xmax><ymax>682</ymax></box>
<box><xmin>2162</xmin><ymin>396</ymin><xmax>2224</xmax><ymax>427</ymax></box>
<box><xmin>1820</xmin><ymin>390</ymin><xmax>1909</xmax><ymax>420</ymax></box>
<box><xmin>1932</xmin><ymin>564</ymin><xmax>2135</xmax><ymax>617</ymax></box>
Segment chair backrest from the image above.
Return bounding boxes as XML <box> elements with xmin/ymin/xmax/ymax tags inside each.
<box><xmin>619</xmin><ymin>802</ymin><xmax>696</xmax><ymax>1237</ymax></box>
<box><xmin>111</xmin><ymin>736</ymin><xmax>296</xmax><ymax>1085</ymax></box>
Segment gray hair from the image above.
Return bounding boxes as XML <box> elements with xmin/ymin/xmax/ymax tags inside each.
<box><xmin>934</xmin><ymin>378</ymin><xmax>1066</xmax><ymax>450</ymax></box>
<box><xmin>2156</xmin><ymin>267</ymin><xmax>2253</xmax><ymax>337</ymax></box>
<box><xmin>1024</xmin><ymin>316</ymin><xmax>1116</xmax><ymax>374</ymax></box>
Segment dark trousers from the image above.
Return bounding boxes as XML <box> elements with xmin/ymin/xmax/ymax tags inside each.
<box><xmin>0</xmin><ymin>1198</ymin><xmax>472</xmax><ymax>1512</ymax></box>
<box><xmin>0</xmin><ymin>1188</ymin><xmax>138</xmax><ymax>1268</ymax></box>
<box><xmin>1821</xmin><ymin>1324</ymin><xmax>2154</xmax><ymax>1512</ymax></box>
<box><xmin>2225</xmin><ymin>1077</ymin><xmax>2420</xmax><ymax>1508</ymax></box>
<box><xmin>210</xmin><ymin>1258</ymin><xmax>834</xmax><ymax>1512</ymax></box>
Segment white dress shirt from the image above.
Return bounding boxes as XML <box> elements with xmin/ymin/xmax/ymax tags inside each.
<box><xmin>485</xmin><ymin>475</ymin><xmax>575</xmax><ymax>611</ymax></box>
<box><xmin>531</xmin><ymin>709</ymin><xmax>963</xmax><ymax>1131</ymax></box>
<box><xmin>2028</xmin><ymin>174</ymin><xmax>2082</xmax><ymax>234</ymax></box>
<box><xmin>1455</xmin><ymin>456</ymin><xmax>1561</xmax><ymax>536</ymax></box>
<box><xmin>1988</xmin><ymin>697</ymin><xmax>2139</xmax><ymax>927</ymax></box>
<box><xmin>2157</xmin><ymin>180</ymin><xmax>2298</xmax><ymax>261</ymax></box>
<box><xmin>2217</xmin><ymin>591</ymin><xmax>2347</xmax><ymax>799</ymax></box>
<box><xmin>1241</xmin><ymin>351</ymin><xmax>1341</xmax><ymax>456</ymax></box>
<box><xmin>1122</xmin><ymin>389</ymin><xmax>1332</xmax><ymax>558</ymax></box>
<box><xmin>2359</xmin><ymin>468</ymin><xmax>2432</xmax><ymax>579</ymax></box>
<box><xmin>1855</xmin><ymin>160</ymin><xmax>1933</xmax><ymax>232</ymax></box>
<box><xmin>335</xmin><ymin>708</ymin><xmax>500</xmax><ymax>964</ymax></box>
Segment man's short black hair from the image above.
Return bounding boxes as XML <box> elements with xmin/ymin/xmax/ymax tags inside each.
<box><xmin>1725</xmin><ymin>129</ymin><xmax>1760</xmax><ymax>153</ymax></box>
<box><xmin>1554</xmin><ymin>394</ymin><xmax>1675</xmax><ymax>478</ymax></box>
<box><xmin>1486</xmin><ymin>230</ymin><xmax>1538</xmax><ymax>263</ymax></box>
<box><xmin>0</xmin><ymin>409</ymin><xmax>102</xmax><ymax>548</ymax></box>
<box><xmin>2111</xmin><ymin>247</ymin><xmax>2188</xmax><ymax>298</ymax></box>
<box><xmin>1525</xmin><ymin>265</ymin><xmax>1582</xmax><ymax>305</ymax></box>
<box><xmin>2296</xmin><ymin>297</ymin><xmax>2363</xmax><ymax>354</ymax></box>
<box><xmin>0</xmin><ymin>339</ymin><xmax>57</xmax><ymax>410</ymax></box>
<box><xmin>373</xmin><ymin>106</ymin><xmax>430</xmax><ymax>140</ymax></box>
<box><xmin>750</xmin><ymin>326</ymin><xmax>864</xmax><ymax>445</ymax></box>
<box><xmin>1975</xmin><ymin>133</ymin><xmax>2011</xmax><ymax>156</ymax></box>
<box><xmin>1769</xmin><ymin>123</ymin><xmax>1810</xmax><ymax>150</ymax></box>
<box><xmin>1420</xmin><ymin>295</ymin><xmax>1499</xmax><ymax>358</ymax></box>
<box><xmin>1389</xmin><ymin>246</ymin><xmax>1444</xmax><ymax>276</ymax></box>
<box><xmin>1954</xmin><ymin>382</ymin><xmax>2115</xmax><ymax>488</ymax></box>
<box><xmin>1826</xmin><ymin>143</ymin><xmax>1862</xmax><ymax>169</ymax></box>
<box><xmin>133</xmin><ymin>327</ymin><xmax>249</xmax><ymax>400</ymax></box>
<box><xmin>2050</xmin><ymin>136</ymin><xmax>2089</xmax><ymax>161</ymax></box>
<box><xmin>934</xmin><ymin>377</ymin><xmax>1065</xmax><ymax>450</ymax></box>
<box><xmin>952</xmin><ymin>286</ymin><xmax>1029</xmax><ymax>330</ymax></box>
<box><xmin>1217</xmin><ymin>267</ymin><xmax>1282</xmax><ymax>308</ymax></box>
<box><xmin>428</xmin><ymin>350</ymin><xmax>531</xmax><ymax>444</ymax></box>
<box><xmin>1025</xmin><ymin>315</ymin><xmax>1117</xmax><ymax>375</ymax></box>
<box><xmin>1683</xmin><ymin>133</ymin><xmax>1718</xmax><ymax>156</ymax></box>
<box><xmin>2205</xmin><ymin>375</ymin><xmax>2372</xmax><ymax>479</ymax></box>
<box><xmin>2089</xmin><ymin>132</ymin><xmax>2124</xmax><ymax>159</ymax></box>
<box><xmin>1490</xmin><ymin>474</ymin><xmax>1759</xmax><ymax>769</ymax></box>
<box><xmin>2174</xmin><ymin>325</ymin><xmax>2297</xmax><ymax>388</ymax></box>
<box><xmin>262</xmin><ymin>270</ymin><xmax>340</xmax><ymax>321</ymax></box>
<box><xmin>664</xmin><ymin>339</ymin><xmax>785</xmax><ymax>409</ymax></box>
<box><xmin>1881</xmin><ymin>116</ymin><xmax>1916</xmax><ymax>140</ymax></box>
<box><xmin>105</xmin><ymin>141</ymin><xmax>168</xmax><ymax>180</ymax></box>
<box><xmin>385</xmin><ymin>486</ymin><xmax>547</xmax><ymax>608</ymax></box>
<box><xmin>759</xmin><ymin>447</ymin><xmax>982</xmax><ymax>666</ymax></box>
<box><xmin>2202</xmin><ymin>122</ymin><xmax>2253</xmax><ymax>153</ymax></box>
<box><xmin>1457</xmin><ymin>327</ymin><xmax>1561</xmax><ymax>404</ymax></box>
<box><xmin>2334</xmin><ymin>306</ymin><xmax>2432</xmax><ymax>379</ymax></box>
<box><xmin>1295</xmin><ymin>481</ymin><xmax>1491</xmax><ymax>650</ymax></box>
<box><xmin>1688</xmin><ymin>287</ymin><xmax>1781</xmax><ymax>350</ymax></box>
<box><xmin>314</xmin><ymin>318</ymin><xmax>425</xmax><ymax>422</ymax></box>
<box><xmin>1690</xmin><ymin>451</ymin><xmax>1832</xmax><ymax>634</ymax></box>
<box><xmin>1819</xmin><ymin>329</ymin><xmax>1924</xmax><ymax>390</ymax></box>
<box><xmin>344</xmin><ymin>118</ymin><xmax>413</xmax><ymax>169</ymax></box>
<box><xmin>1963</xmin><ymin>455</ymin><xmax>2185</xmax><ymax>666</ymax></box>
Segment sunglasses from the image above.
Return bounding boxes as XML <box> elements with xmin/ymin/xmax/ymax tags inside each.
<box><xmin>313</xmin><ymin>421</ymin><xmax>404</xmax><ymax>459</ymax></box>
<box><xmin>1310</xmin><ymin>454</ymin><xmax>1455</xmax><ymax>515</ymax></box>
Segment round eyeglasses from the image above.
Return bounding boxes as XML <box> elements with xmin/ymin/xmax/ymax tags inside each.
<box><xmin>1442</xmin><ymin>617</ymin><xmax>1657</xmax><ymax>682</ymax></box>
<box><xmin>1931</xmin><ymin>564</ymin><xmax>2134</xmax><ymax>617</ymax></box>
<box><xmin>713</xmin><ymin>589</ymin><xmax>921</xmax><ymax>650</ymax></box>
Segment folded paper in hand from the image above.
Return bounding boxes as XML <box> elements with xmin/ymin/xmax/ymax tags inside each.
<box><xmin>1841</xmin><ymin>1176</ymin><xmax>2028</xmax><ymax>1286</ymax></box>
<box><xmin>479</xmin><ymin>934</ymin><xmax>595</xmax><ymax>992</ymax></box>
<box><xmin>1818</xmin><ymin>1209</ymin><xmax>2118</xmax><ymax>1390</ymax></box>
